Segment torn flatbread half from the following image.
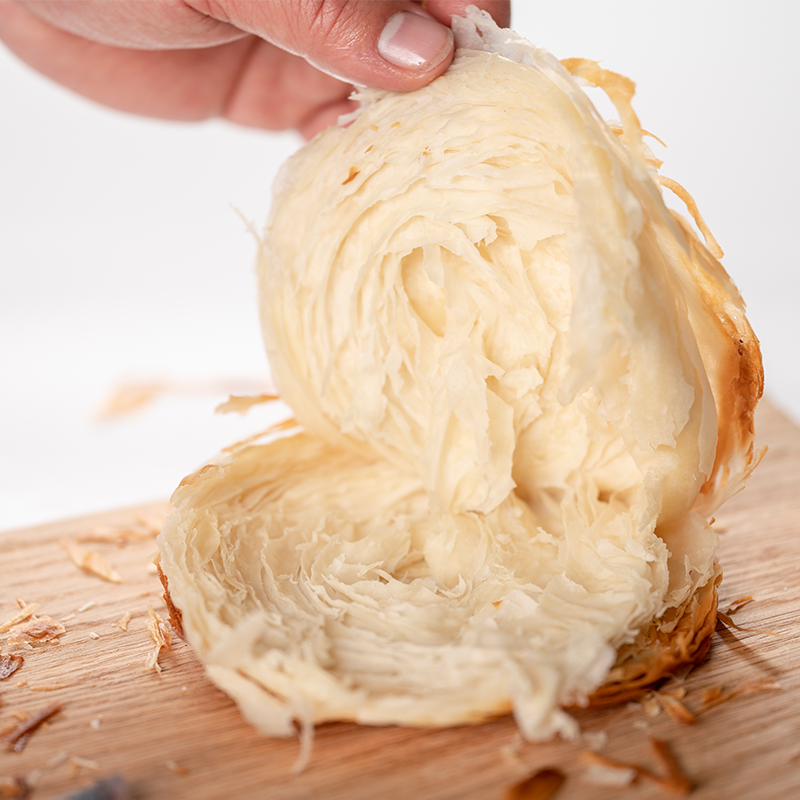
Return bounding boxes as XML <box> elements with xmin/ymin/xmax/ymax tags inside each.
<box><xmin>158</xmin><ymin>9</ymin><xmax>762</xmax><ymax>742</ymax></box>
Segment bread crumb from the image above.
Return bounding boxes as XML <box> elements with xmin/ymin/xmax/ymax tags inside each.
<box><xmin>0</xmin><ymin>775</ymin><xmax>30</xmax><ymax>799</ymax></box>
<box><xmin>654</xmin><ymin>692</ymin><xmax>697</xmax><ymax>725</ymax></box>
<box><xmin>133</xmin><ymin>511</ymin><xmax>167</xmax><ymax>535</ymax></box>
<box><xmin>145</xmin><ymin>606</ymin><xmax>172</xmax><ymax>674</ymax></box>
<box><xmin>641</xmin><ymin>694</ymin><xmax>661</xmax><ymax>718</ymax></box>
<box><xmin>117</xmin><ymin>612</ymin><xmax>132</xmax><ymax>632</ymax></box>
<box><xmin>724</xmin><ymin>595</ymin><xmax>754</xmax><ymax>614</ymax></box>
<box><xmin>498</xmin><ymin>734</ymin><xmax>524</xmax><ymax>767</ymax></box>
<box><xmin>165</xmin><ymin>759</ymin><xmax>189</xmax><ymax>776</ymax></box>
<box><xmin>581</xmin><ymin>739</ymin><xmax>692</xmax><ymax>796</ymax></box>
<box><xmin>29</xmin><ymin>685</ymin><xmax>66</xmax><ymax>692</ymax></box>
<box><xmin>582</xmin><ymin>731</ymin><xmax>609</xmax><ymax>750</ymax></box>
<box><xmin>215</xmin><ymin>393</ymin><xmax>279</xmax><ymax>415</ymax></box>
<box><xmin>2</xmin><ymin>702</ymin><xmax>63</xmax><ymax>753</ymax></box>
<box><xmin>698</xmin><ymin>680</ymin><xmax>781</xmax><ymax>714</ymax></box>
<box><xmin>46</xmin><ymin>751</ymin><xmax>69</xmax><ymax>769</ymax></box>
<box><xmin>69</xmin><ymin>756</ymin><xmax>100</xmax><ymax>777</ymax></box>
<box><xmin>77</xmin><ymin>523</ymin><xmax>158</xmax><ymax>547</ymax></box>
<box><xmin>88</xmin><ymin>632</ymin><xmax>101</xmax><ymax>640</ymax></box>
<box><xmin>504</xmin><ymin>768</ymin><xmax>566</xmax><ymax>800</ymax></box>
<box><xmin>7</xmin><ymin>616</ymin><xmax>66</xmax><ymax>648</ymax></box>
<box><xmin>90</xmin><ymin>716</ymin><xmax>103</xmax><ymax>731</ymax></box>
<box><xmin>61</xmin><ymin>540</ymin><xmax>122</xmax><ymax>584</ymax></box>
<box><xmin>582</xmin><ymin>762</ymin><xmax>637</xmax><ymax>787</ymax></box>
<box><xmin>0</xmin><ymin>654</ymin><xmax>24</xmax><ymax>681</ymax></box>
<box><xmin>0</xmin><ymin>602</ymin><xmax>40</xmax><ymax>633</ymax></box>
<box><xmin>716</xmin><ymin>610</ymin><xmax>779</xmax><ymax>636</ymax></box>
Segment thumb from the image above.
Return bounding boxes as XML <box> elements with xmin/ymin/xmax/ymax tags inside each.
<box><xmin>184</xmin><ymin>0</ymin><xmax>456</xmax><ymax>91</ymax></box>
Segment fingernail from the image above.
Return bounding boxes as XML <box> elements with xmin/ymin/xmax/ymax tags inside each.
<box><xmin>378</xmin><ymin>11</ymin><xmax>453</xmax><ymax>72</ymax></box>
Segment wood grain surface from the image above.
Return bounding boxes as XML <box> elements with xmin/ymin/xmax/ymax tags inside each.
<box><xmin>1</xmin><ymin>401</ymin><xmax>799</xmax><ymax>800</ymax></box>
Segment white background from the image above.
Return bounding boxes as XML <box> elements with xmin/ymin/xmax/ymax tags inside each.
<box><xmin>2</xmin><ymin>1</ymin><xmax>798</xmax><ymax>532</ymax></box>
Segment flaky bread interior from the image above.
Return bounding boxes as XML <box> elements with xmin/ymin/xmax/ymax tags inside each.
<box><xmin>157</xmin><ymin>10</ymin><xmax>762</xmax><ymax>742</ymax></box>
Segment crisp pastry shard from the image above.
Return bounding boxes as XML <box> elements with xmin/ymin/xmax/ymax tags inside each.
<box><xmin>157</xmin><ymin>9</ymin><xmax>762</xmax><ymax>742</ymax></box>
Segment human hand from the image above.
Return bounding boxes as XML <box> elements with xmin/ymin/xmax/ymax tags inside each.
<box><xmin>0</xmin><ymin>0</ymin><xmax>510</xmax><ymax>139</ymax></box>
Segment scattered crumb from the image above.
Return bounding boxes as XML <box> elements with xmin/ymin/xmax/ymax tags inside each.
<box><xmin>61</xmin><ymin>540</ymin><xmax>121</xmax><ymax>584</ymax></box>
<box><xmin>640</xmin><ymin>695</ymin><xmax>662</xmax><ymax>718</ymax></box>
<box><xmin>0</xmin><ymin>654</ymin><xmax>24</xmax><ymax>681</ymax></box>
<box><xmin>7</xmin><ymin>616</ymin><xmax>66</xmax><ymax>648</ymax></box>
<box><xmin>697</xmin><ymin>680</ymin><xmax>781</xmax><ymax>715</ymax></box>
<box><xmin>90</xmin><ymin>716</ymin><xmax>103</xmax><ymax>731</ymax></box>
<box><xmin>23</xmin><ymin>769</ymin><xmax>43</xmax><ymax>790</ymax></box>
<box><xmin>23</xmin><ymin>751</ymin><xmax>68</xmax><ymax>791</ymax></box>
<box><xmin>632</xmin><ymin>719</ymin><xmax>650</xmax><ymax>730</ymax></box>
<box><xmin>215</xmin><ymin>393</ymin><xmax>279</xmax><ymax>415</ymax></box>
<box><xmin>654</xmin><ymin>693</ymin><xmax>697</xmax><ymax>726</ymax></box>
<box><xmin>88</xmin><ymin>632</ymin><xmax>101</xmax><ymax>640</ymax></box>
<box><xmin>69</xmin><ymin>756</ymin><xmax>100</xmax><ymax>777</ymax></box>
<box><xmin>650</xmin><ymin>738</ymin><xmax>693</xmax><ymax>795</ymax></box>
<box><xmin>165</xmin><ymin>760</ymin><xmax>189</xmax><ymax>776</ymax></box>
<box><xmin>0</xmin><ymin>603</ymin><xmax>40</xmax><ymax>633</ymax></box>
<box><xmin>498</xmin><ymin>735</ymin><xmax>524</xmax><ymax>768</ymax></box>
<box><xmin>582</xmin><ymin>731</ymin><xmax>609</xmax><ymax>750</ymax></box>
<box><xmin>60</xmin><ymin>614</ymin><xmax>76</xmax><ymax>623</ymax></box>
<box><xmin>582</xmin><ymin>739</ymin><xmax>692</xmax><ymax>796</ymax></box>
<box><xmin>145</xmin><ymin>606</ymin><xmax>172</xmax><ymax>674</ymax></box>
<box><xmin>724</xmin><ymin>595</ymin><xmax>754</xmax><ymax>615</ymax></box>
<box><xmin>582</xmin><ymin>762</ymin><xmax>637</xmax><ymax>787</ymax></box>
<box><xmin>117</xmin><ymin>612</ymin><xmax>132</xmax><ymax>632</ymax></box>
<box><xmin>77</xmin><ymin>601</ymin><xmax>97</xmax><ymax>614</ymax></box>
<box><xmin>504</xmin><ymin>768</ymin><xmax>566</xmax><ymax>800</ymax></box>
<box><xmin>716</xmin><ymin>611</ymin><xmax>779</xmax><ymax>636</ymax></box>
<box><xmin>46</xmin><ymin>751</ymin><xmax>69</xmax><ymax>769</ymax></box>
<box><xmin>97</xmin><ymin>380</ymin><xmax>168</xmax><ymax>418</ymax></box>
<box><xmin>133</xmin><ymin>511</ymin><xmax>167</xmax><ymax>535</ymax></box>
<box><xmin>76</xmin><ymin>525</ymin><xmax>156</xmax><ymax>547</ymax></box>
<box><xmin>16</xmin><ymin>680</ymin><xmax>28</xmax><ymax>687</ymax></box>
<box><xmin>701</xmin><ymin>686</ymin><xmax>723</xmax><ymax>706</ymax></box>
<box><xmin>99</xmin><ymin>378</ymin><xmax>267</xmax><ymax>420</ymax></box>
<box><xmin>0</xmin><ymin>775</ymin><xmax>30</xmax><ymax>799</ymax></box>
<box><xmin>28</xmin><ymin>685</ymin><xmax>66</xmax><ymax>692</ymax></box>
<box><xmin>181</xmin><ymin>686</ymin><xmax>188</xmax><ymax>692</ymax></box>
<box><xmin>2</xmin><ymin>702</ymin><xmax>63</xmax><ymax>753</ymax></box>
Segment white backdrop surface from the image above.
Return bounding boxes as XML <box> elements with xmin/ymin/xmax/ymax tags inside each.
<box><xmin>2</xmin><ymin>1</ymin><xmax>798</xmax><ymax>531</ymax></box>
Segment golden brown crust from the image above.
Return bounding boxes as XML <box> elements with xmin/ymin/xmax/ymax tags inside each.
<box><xmin>156</xmin><ymin>560</ymin><xmax>184</xmax><ymax>638</ymax></box>
<box><xmin>585</xmin><ymin>573</ymin><xmax>720</xmax><ymax>706</ymax></box>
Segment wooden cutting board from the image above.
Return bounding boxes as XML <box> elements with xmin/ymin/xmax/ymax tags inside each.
<box><xmin>1</xmin><ymin>401</ymin><xmax>799</xmax><ymax>800</ymax></box>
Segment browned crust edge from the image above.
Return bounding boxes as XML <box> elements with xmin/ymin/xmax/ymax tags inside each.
<box><xmin>156</xmin><ymin>557</ymin><xmax>184</xmax><ymax>638</ymax></box>
<box><xmin>585</xmin><ymin>572</ymin><xmax>720</xmax><ymax>707</ymax></box>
